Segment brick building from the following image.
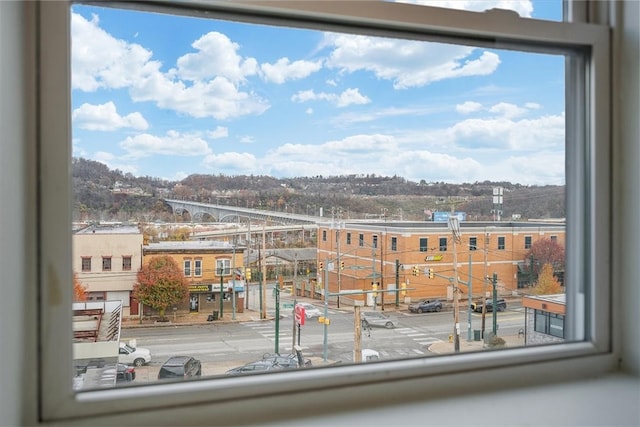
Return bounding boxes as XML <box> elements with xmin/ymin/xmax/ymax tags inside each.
<box><xmin>317</xmin><ymin>220</ymin><xmax>565</xmax><ymax>307</ymax></box>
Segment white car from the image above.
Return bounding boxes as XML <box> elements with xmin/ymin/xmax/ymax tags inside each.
<box><xmin>118</xmin><ymin>342</ymin><xmax>152</xmax><ymax>367</ymax></box>
<box><xmin>295</xmin><ymin>302</ymin><xmax>323</xmax><ymax>319</ymax></box>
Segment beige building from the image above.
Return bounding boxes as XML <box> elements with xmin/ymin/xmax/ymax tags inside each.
<box><xmin>317</xmin><ymin>220</ymin><xmax>565</xmax><ymax>307</ymax></box>
<box><xmin>143</xmin><ymin>241</ymin><xmax>246</xmax><ymax>318</ymax></box>
<box><xmin>73</xmin><ymin>224</ymin><xmax>143</xmax><ymax>317</ymax></box>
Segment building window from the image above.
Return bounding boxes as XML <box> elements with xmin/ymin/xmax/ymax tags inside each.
<box><xmin>534</xmin><ymin>310</ymin><xmax>565</xmax><ymax>339</ymax></box>
<box><xmin>101</xmin><ymin>256</ymin><xmax>111</xmax><ymax>271</ymax></box>
<box><xmin>550</xmin><ymin>235</ymin><xmax>558</xmax><ymax>242</ymax></box>
<box><xmin>194</xmin><ymin>259</ymin><xmax>202</xmax><ymax>277</ymax></box>
<box><xmin>217</xmin><ymin>259</ymin><xmax>231</xmax><ymax>276</ymax></box>
<box><xmin>525</xmin><ymin>236</ymin><xmax>532</xmax><ymax>249</ymax></box>
<box><xmin>359</xmin><ymin>234</ymin><xmax>364</xmax><ymax>247</ymax></box>
<box><xmin>391</xmin><ymin>237</ymin><xmax>397</xmax><ymax>251</ymax></box>
<box><xmin>469</xmin><ymin>237</ymin><xmax>477</xmax><ymax>251</ymax></box>
<box><xmin>346</xmin><ymin>233</ymin><xmax>351</xmax><ymax>245</ymax></box>
<box><xmin>498</xmin><ymin>236</ymin><xmax>506</xmax><ymax>250</ymax></box>
<box><xmin>419</xmin><ymin>238</ymin><xmax>428</xmax><ymax>252</ymax></box>
<box><xmin>184</xmin><ymin>259</ymin><xmax>191</xmax><ymax>277</ymax></box>
<box><xmin>122</xmin><ymin>256</ymin><xmax>132</xmax><ymax>271</ymax></box>
<box><xmin>439</xmin><ymin>237</ymin><xmax>447</xmax><ymax>252</ymax></box>
<box><xmin>81</xmin><ymin>257</ymin><xmax>91</xmax><ymax>272</ymax></box>
<box><xmin>322</xmin><ymin>230</ymin><xmax>327</xmax><ymax>241</ymax></box>
<box><xmin>35</xmin><ymin>0</ymin><xmax>613</xmax><ymax>421</ymax></box>
<box><xmin>87</xmin><ymin>292</ymin><xmax>105</xmax><ymax>301</ymax></box>
<box><xmin>372</xmin><ymin>235</ymin><xmax>378</xmax><ymax>249</ymax></box>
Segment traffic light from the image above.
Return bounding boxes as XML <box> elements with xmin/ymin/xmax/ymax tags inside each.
<box><xmin>319</xmin><ymin>261</ymin><xmax>324</xmax><ymax>270</ymax></box>
<box><xmin>428</xmin><ymin>268</ymin><xmax>434</xmax><ymax>279</ymax></box>
<box><xmin>412</xmin><ymin>266</ymin><xmax>419</xmax><ymax>276</ymax></box>
<box><xmin>371</xmin><ymin>282</ymin><xmax>378</xmax><ymax>298</ymax></box>
<box><xmin>245</xmin><ymin>268</ymin><xmax>252</xmax><ymax>281</ymax></box>
<box><xmin>340</xmin><ymin>261</ymin><xmax>345</xmax><ymax>270</ymax></box>
<box><xmin>400</xmin><ymin>282</ymin><xmax>407</xmax><ymax>297</ymax></box>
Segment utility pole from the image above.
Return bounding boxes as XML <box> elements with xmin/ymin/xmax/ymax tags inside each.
<box><xmin>442</xmin><ymin>199</ymin><xmax>465</xmax><ymax>354</ymax></box>
<box><xmin>481</xmin><ymin>231</ymin><xmax>490</xmax><ymax>338</ymax></box>
<box><xmin>322</xmin><ymin>259</ymin><xmax>329</xmax><ymax>362</ymax></box>
<box><xmin>371</xmin><ymin>246</ymin><xmax>377</xmax><ymax>310</ymax></box>
<box><xmin>292</xmin><ymin>253</ymin><xmax>298</xmax><ymax>351</ymax></box>
<box><xmin>395</xmin><ymin>259</ymin><xmax>400</xmax><ymax>307</ymax></box>
<box><xmin>261</xmin><ymin>224</ymin><xmax>267</xmax><ymax>320</ymax></box>
<box><xmin>492</xmin><ymin>272</ymin><xmax>498</xmax><ymax>335</ymax></box>
<box><xmin>337</xmin><ymin>225</ymin><xmax>341</xmax><ymax>309</ymax></box>
<box><xmin>451</xmin><ymin>221</ymin><xmax>461</xmax><ymax>353</ymax></box>
<box><xmin>467</xmin><ymin>254</ymin><xmax>472</xmax><ymax>341</ymax></box>
<box><xmin>354</xmin><ymin>305</ymin><xmax>362</xmax><ymax>363</ymax></box>
<box><xmin>245</xmin><ymin>220</ymin><xmax>251</xmax><ymax>310</ymax></box>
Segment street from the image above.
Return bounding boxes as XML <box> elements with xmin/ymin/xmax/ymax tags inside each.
<box><xmin>120</xmin><ymin>300</ymin><xmax>525</xmax><ymax>383</ymax></box>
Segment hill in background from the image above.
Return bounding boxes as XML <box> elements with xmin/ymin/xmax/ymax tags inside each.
<box><xmin>72</xmin><ymin>157</ymin><xmax>564</xmax><ymax>223</ymax></box>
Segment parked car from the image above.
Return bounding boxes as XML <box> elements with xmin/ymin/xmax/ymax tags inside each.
<box><xmin>118</xmin><ymin>342</ymin><xmax>152</xmax><ymax>367</ymax></box>
<box><xmin>471</xmin><ymin>298</ymin><xmax>507</xmax><ymax>313</ymax></box>
<box><xmin>225</xmin><ymin>360</ymin><xmax>282</xmax><ymax>376</ymax></box>
<box><xmin>295</xmin><ymin>302</ymin><xmax>323</xmax><ymax>319</ymax></box>
<box><xmin>408</xmin><ymin>299</ymin><xmax>443</xmax><ymax>313</ymax></box>
<box><xmin>262</xmin><ymin>353</ymin><xmax>312</xmax><ymax>369</ymax></box>
<box><xmin>157</xmin><ymin>356</ymin><xmax>202</xmax><ymax>380</ymax></box>
<box><xmin>360</xmin><ymin>311</ymin><xmax>398</xmax><ymax>329</ymax></box>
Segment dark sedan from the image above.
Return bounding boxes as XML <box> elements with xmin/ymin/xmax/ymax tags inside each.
<box><xmin>408</xmin><ymin>299</ymin><xmax>443</xmax><ymax>313</ymax></box>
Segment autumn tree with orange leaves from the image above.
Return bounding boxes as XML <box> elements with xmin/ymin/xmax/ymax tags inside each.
<box><xmin>73</xmin><ymin>273</ymin><xmax>88</xmax><ymax>301</ymax></box>
<box><xmin>133</xmin><ymin>255</ymin><xmax>189</xmax><ymax>321</ymax></box>
<box><xmin>531</xmin><ymin>263</ymin><xmax>563</xmax><ymax>295</ymax></box>
<box><xmin>524</xmin><ymin>237</ymin><xmax>565</xmax><ymax>283</ymax></box>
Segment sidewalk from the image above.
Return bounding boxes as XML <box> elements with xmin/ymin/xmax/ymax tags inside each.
<box><xmin>428</xmin><ymin>334</ymin><xmax>525</xmax><ymax>354</ymax></box>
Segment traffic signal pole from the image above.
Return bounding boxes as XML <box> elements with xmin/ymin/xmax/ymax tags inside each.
<box><xmin>322</xmin><ymin>259</ymin><xmax>329</xmax><ymax>362</ymax></box>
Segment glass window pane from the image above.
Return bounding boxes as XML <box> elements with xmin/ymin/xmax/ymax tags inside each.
<box><xmin>68</xmin><ymin>1</ymin><xmax>584</xmax><ymax>392</ymax></box>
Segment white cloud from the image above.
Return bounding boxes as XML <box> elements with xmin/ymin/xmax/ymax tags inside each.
<box><xmin>291</xmin><ymin>88</ymin><xmax>370</xmax><ymax>107</ymax></box>
<box><xmin>447</xmin><ymin>113</ymin><xmax>565</xmax><ymax>150</ymax></box>
<box><xmin>324</xmin><ymin>33</ymin><xmax>500</xmax><ymax>89</ymax></box>
<box><xmin>72</xmin><ymin>13</ymin><xmax>270</xmax><ymax>120</ymax></box>
<box><xmin>488</xmin><ymin>102</ymin><xmax>528</xmax><ymax>119</ymax></box>
<box><xmin>456</xmin><ymin>101</ymin><xmax>484</xmax><ymax>114</ymax></box>
<box><xmin>261</xmin><ymin>57</ymin><xmax>323</xmax><ymax>84</ymax></box>
<box><xmin>71</xmin><ymin>12</ymin><xmax>160</xmax><ymax>92</ymax></box>
<box><xmin>73</xmin><ymin>102</ymin><xmax>149</xmax><ymax>131</ymax></box>
<box><xmin>201</xmin><ymin>152</ymin><xmax>258</xmax><ymax>172</ymax></box>
<box><xmin>207</xmin><ymin>126</ymin><xmax>229</xmax><ymax>139</ymax></box>
<box><xmin>120</xmin><ymin>130</ymin><xmax>212</xmax><ymax>158</ymax></box>
<box><xmin>129</xmin><ymin>74</ymin><xmax>270</xmax><ymax>120</ymax></box>
<box><xmin>173</xmin><ymin>32</ymin><xmax>258</xmax><ymax>83</ymax></box>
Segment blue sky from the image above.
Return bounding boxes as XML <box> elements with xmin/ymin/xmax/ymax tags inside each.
<box><xmin>71</xmin><ymin>1</ymin><xmax>565</xmax><ymax>185</ymax></box>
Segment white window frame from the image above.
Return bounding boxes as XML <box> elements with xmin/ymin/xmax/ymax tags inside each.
<box><xmin>194</xmin><ymin>259</ymin><xmax>202</xmax><ymax>277</ymax></box>
<box><xmin>216</xmin><ymin>259</ymin><xmax>231</xmax><ymax>276</ymax></box>
<box><xmin>38</xmin><ymin>0</ymin><xmax>611</xmax><ymax>422</ymax></box>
